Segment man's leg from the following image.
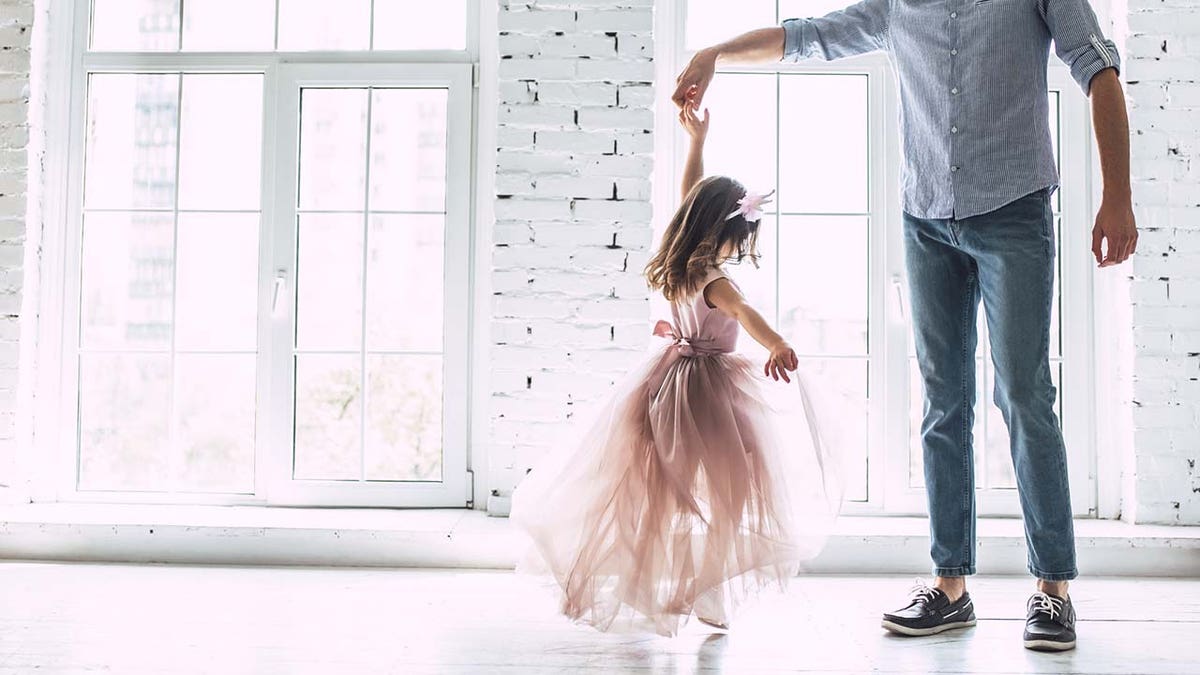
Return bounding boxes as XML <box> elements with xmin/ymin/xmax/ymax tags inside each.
<box><xmin>880</xmin><ymin>212</ymin><xmax>981</xmax><ymax>637</ymax></box>
<box><xmin>958</xmin><ymin>189</ymin><xmax>1077</xmax><ymax>651</ymax></box>
<box><xmin>960</xmin><ymin>189</ymin><xmax>1077</xmax><ymax>583</ymax></box>
<box><xmin>903</xmin><ymin>212</ymin><xmax>981</xmax><ymax>583</ymax></box>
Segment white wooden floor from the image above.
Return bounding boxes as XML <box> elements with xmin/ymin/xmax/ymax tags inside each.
<box><xmin>0</xmin><ymin>562</ymin><xmax>1196</xmax><ymax>674</ymax></box>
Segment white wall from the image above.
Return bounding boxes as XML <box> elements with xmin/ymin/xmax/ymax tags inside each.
<box><xmin>0</xmin><ymin>0</ymin><xmax>32</xmax><ymax>490</ymax></box>
<box><xmin>1123</xmin><ymin>0</ymin><xmax>1200</xmax><ymax>524</ymax></box>
<box><xmin>486</xmin><ymin>0</ymin><xmax>656</xmax><ymax>496</ymax></box>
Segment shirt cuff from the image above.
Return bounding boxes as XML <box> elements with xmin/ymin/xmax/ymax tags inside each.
<box><xmin>781</xmin><ymin>18</ymin><xmax>807</xmax><ymax>62</ymax></box>
<box><xmin>1073</xmin><ymin>37</ymin><xmax>1121</xmax><ymax>95</ymax></box>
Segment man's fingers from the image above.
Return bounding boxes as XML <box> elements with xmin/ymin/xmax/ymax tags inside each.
<box><xmin>671</xmin><ymin>80</ymin><xmax>691</xmax><ymax>108</ymax></box>
<box><xmin>1091</xmin><ymin>227</ymin><xmax>1104</xmax><ymax>265</ymax></box>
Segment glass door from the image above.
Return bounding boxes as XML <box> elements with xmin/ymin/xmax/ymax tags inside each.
<box><xmin>266</xmin><ymin>64</ymin><xmax>472</xmax><ymax>506</ymax></box>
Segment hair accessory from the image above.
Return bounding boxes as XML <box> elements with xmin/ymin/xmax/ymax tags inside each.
<box><xmin>725</xmin><ymin>189</ymin><xmax>775</xmax><ymax>222</ymax></box>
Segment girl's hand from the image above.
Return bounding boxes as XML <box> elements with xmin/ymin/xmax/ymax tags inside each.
<box><xmin>678</xmin><ymin>93</ymin><xmax>710</xmax><ymax>144</ymax></box>
<box><xmin>764</xmin><ymin>342</ymin><xmax>798</xmax><ymax>383</ymax></box>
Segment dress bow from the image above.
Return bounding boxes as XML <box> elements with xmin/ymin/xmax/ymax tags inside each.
<box><xmin>653</xmin><ymin>320</ymin><xmax>716</xmax><ymax>357</ymax></box>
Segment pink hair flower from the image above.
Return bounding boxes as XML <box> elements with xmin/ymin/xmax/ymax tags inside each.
<box><xmin>726</xmin><ymin>189</ymin><xmax>775</xmax><ymax>222</ymax></box>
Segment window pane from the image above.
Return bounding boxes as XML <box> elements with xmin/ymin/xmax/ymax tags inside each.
<box><xmin>726</xmin><ymin>216</ymin><xmax>777</xmax><ymax>354</ymax></box>
<box><xmin>176</xmin><ymin>354</ymin><xmax>256</xmax><ymax>493</ymax></box>
<box><xmin>374</xmin><ymin>0</ymin><xmax>466</xmax><ymax>50</ymax></box>
<box><xmin>778</xmin><ymin>216</ymin><xmax>868</xmax><ymax>355</ymax></box>
<box><xmin>778</xmin><ymin>0</ymin><xmax>866</xmax><ymax>20</ymax></box>
<box><xmin>91</xmin><ymin>0</ymin><xmax>179</xmax><ymax>51</ymax></box>
<box><xmin>909</xmin><ymin>358</ymin><xmax>985</xmax><ymax>489</ymax></box>
<box><xmin>85</xmin><ymin>73</ymin><xmax>179</xmax><ymax>210</ymax></box>
<box><xmin>299</xmin><ymin>88</ymin><xmax>368</xmax><ymax>211</ymax></box>
<box><xmin>296</xmin><ymin>214</ymin><xmax>364</xmax><ymax>351</ymax></box>
<box><xmin>1049</xmin><ymin>91</ymin><xmax>1062</xmax><ymax>213</ymax></box>
<box><xmin>702</xmin><ymin>73</ymin><xmax>777</xmax><ymax>204</ymax></box>
<box><xmin>182</xmin><ymin>0</ymin><xmax>275</xmax><ymax>51</ymax></box>
<box><xmin>278</xmin><ymin>0</ymin><xmax>371</xmax><ymax>51</ymax></box>
<box><xmin>294</xmin><ymin>354</ymin><xmax>361</xmax><ymax>480</ymax></box>
<box><xmin>80</xmin><ymin>212</ymin><xmax>174</xmax><ymax>350</ymax></box>
<box><xmin>801</xmin><ymin>358</ymin><xmax>868</xmax><ymax>502</ymax></box>
<box><xmin>365</xmin><ymin>355</ymin><xmax>443</xmax><ymax>481</ymax></box>
<box><xmin>175</xmin><ymin>213</ymin><xmax>259</xmax><ymax>351</ymax></box>
<box><xmin>369</xmin><ymin>88</ymin><xmax>448</xmax><ymax>212</ymax></box>
<box><xmin>367</xmin><ymin>215</ymin><xmax>443</xmax><ymax>351</ymax></box>
<box><xmin>79</xmin><ymin>354</ymin><xmax>171</xmax><ymax>491</ymax></box>
<box><xmin>178</xmin><ymin>74</ymin><xmax>264</xmax><ymax>210</ymax></box>
<box><xmin>779</xmin><ymin>74</ymin><xmax>869</xmax><ymax>214</ymax></box>
<box><xmin>685</xmin><ymin>0</ymin><xmax>774</xmax><ymax>51</ymax></box>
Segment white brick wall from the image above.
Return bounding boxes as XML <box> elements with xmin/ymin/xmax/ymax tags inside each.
<box><xmin>0</xmin><ymin>0</ymin><xmax>31</xmax><ymax>490</ymax></box>
<box><xmin>488</xmin><ymin>0</ymin><xmax>655</xmax><ymax>495</ymax></box>
<box><xmin>1124</xmin><ymin>0</ymin><xmax>1200</xmax><ymax>524</ymax></box>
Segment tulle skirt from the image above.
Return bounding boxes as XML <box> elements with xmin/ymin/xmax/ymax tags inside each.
<box><xmin>510</xmin><ymin>346</ymin><xmax>844</xmax><ymax>637</ymax></box>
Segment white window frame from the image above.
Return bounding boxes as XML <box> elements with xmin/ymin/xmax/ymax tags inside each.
<box><xmin>32</xmin><ymin>0</ymin><xmax>480</xmax><ymax>507</ymax></box>
<box><xmin>266</xmin><ymin>63</ymin><xmax>473</xmax><ymax>507</ymax></box>
<box><xmin>659</xmin><ymin>0</ymin><xmax>1098</xmax><ymax>517</ymax></box>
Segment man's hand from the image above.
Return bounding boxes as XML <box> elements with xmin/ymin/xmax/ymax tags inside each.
<box><xmin>672</xmin><ymin>47</ymin><xmax>718</xmax><ymax>110</ymax></box>
<box><xmin>1091</xmin><ymin>197</ymin><xmax>1137</xmax><ymax>267</ymax></box>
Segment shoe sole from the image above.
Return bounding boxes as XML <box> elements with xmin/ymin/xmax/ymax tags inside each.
<box><xmin>1023</xmin><ymin>638</ymin><xmax>1076</xmax><ymax>652</ymax></box>
<box><xmin>881</xmin><ymin>618</ymin><xmax>977</xmax><ymax>636</ymax></box>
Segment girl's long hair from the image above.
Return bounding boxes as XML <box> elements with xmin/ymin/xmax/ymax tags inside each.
<box><xmin>644</xmin><ymin>176</ymin><xmax>760</xmax><ymax>303</ymax></box>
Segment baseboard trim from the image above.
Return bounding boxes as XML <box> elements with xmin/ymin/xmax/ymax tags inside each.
<box><xmin>2</xmin><ymin>505</ymin><xmax>1197</xmax><ymax>575</ymax></box>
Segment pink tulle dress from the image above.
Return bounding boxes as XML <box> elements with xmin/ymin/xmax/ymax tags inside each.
<box><xmin>510</xmin><ymin>267</ymin><xmax>842</xmax><ymax>637</ymax></box>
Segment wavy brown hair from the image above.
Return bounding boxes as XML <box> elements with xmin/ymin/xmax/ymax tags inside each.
<box><xmin>644</xmin><ymin>176</ymin><xmax>761</xmax><ymax>303</ymax></box>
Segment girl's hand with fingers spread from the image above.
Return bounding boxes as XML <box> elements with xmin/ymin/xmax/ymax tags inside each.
<box><xmin>678</xmin><ymin>93</ymin><xmax>710</xmax><ymax>144</ymax></box>
<box><xmin>764</xmin><ymin>341</ymin><xmax>798</xmax><ymax>383</ymax></box>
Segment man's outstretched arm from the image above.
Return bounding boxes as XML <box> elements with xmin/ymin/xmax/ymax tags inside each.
<box><xmin>671</xmin><ymin>28</ymin><xmax>784</xmax><ymax>110</ymax></box>
<box><xmin>672</xmin><ymin>0</ymin><xmax>890</xmax><ymax>109</ymax></box>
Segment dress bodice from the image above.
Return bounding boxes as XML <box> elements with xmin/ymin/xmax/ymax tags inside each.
<box><xmin>658</xmin><ymin>267</ymin><xmax>739</xmax><ymax>356</ymax></box>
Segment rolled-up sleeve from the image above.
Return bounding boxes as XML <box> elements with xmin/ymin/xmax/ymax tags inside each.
<box><xmin>781</xmin><ymin>0</ymin><xmax>890</xmax><ymax>62</ymax></box>
<box><xmin>1039</xmin><ymin>0</ymin><xmax>1121</xmax><ymax>94</ymax></box>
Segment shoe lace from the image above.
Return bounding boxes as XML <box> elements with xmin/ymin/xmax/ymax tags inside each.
<box><xmin>908</xmin><ymin>578</ymin><xmax>939</xmax><ymax>605</ymax></box>
<box><xmin>1029</xmin><ymin>592</ymin><xmax>1063</xmax><ymax>620</ymax></box>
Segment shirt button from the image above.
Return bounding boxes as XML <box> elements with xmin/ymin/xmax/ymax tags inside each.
<box><xmin>950</xmin><ymin>11</ymin><xmax>957</xmax><ymax>18</ymax></box>
<box><xmin>951</xmin><ymin>126</ymin><xmax>959</xmax><ymax>134</ymax></box>
<box><xmin>951</xmin><ymin>49</ymin><xmax>958</xmax><ymax>55</ymax></box>
<box><xmin>951</xmin><ymin>87</ymin><xmax>959</xmax><ymax>94</ymax></box>
<box><xmin>951</xmin><ymin>166</ymin><xmax>960</xmax><ymax>172</ymax></box>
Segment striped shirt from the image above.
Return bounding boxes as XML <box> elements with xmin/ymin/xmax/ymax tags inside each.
<box><xmin>782</xmin><ymin>0</ymin><xmax>1120</xmax><ymax>219</ymax></box>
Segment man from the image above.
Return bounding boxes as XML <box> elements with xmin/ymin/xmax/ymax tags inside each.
<box><xmin>674</xmin><ymin>0</ymin><xmax>1136</xmax><ymax>652</ymax></box>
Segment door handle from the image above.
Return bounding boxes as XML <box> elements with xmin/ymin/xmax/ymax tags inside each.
<box><xmin>890</xmin><ymin>274</ymin><xmax>907</xmax><ymax>322</ymax></box>
<box><xmin>271</xmin><ymin>269</ymin><xmax>288</xmax><ymax>318</ymax></box>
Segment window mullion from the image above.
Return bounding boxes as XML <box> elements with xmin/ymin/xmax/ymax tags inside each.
<box><xmin>359</xmin><ymin>89</ymin><xmax>375</xmax><ymax>483</ymax></box>
<box><xmin>166</xmin><ymin>72</ymin><xmax>185</xmax><ymax>494</ymax></box>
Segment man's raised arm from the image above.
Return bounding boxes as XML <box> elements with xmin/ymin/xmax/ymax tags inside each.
<box><xmin>673</xmin><ymin>0</ymin><xmax>891</xmax><ymax>109</ymax></box>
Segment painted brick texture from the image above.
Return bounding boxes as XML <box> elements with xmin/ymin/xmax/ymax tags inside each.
<box><xmin>488</xmin><ymin>0</ymin><xmax>656</xmax><ymax>495</ymax></box>
<box><xmin>0</xmin><ymin>0</ymin><xmax>31</xmax><ymax>488</ymax></box>
<box><xmin>1124</xmin><ymin>0</ymin><xmax>1200</xmax><ymax>523</ymax></box>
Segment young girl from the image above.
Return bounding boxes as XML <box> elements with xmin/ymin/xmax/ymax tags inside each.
<box><xmin>510</xmin><ymin>98</ymin><xmax>841</xmax><ymax>637</ymax></box>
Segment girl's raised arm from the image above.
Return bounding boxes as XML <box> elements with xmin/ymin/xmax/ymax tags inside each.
<box><xmin>704</xmin><ymin>278</ymin><xmax>799</xmax><ymax>382</ymax></box>
<box><xmin>678</xmin><ymin>100</ymin><xmax>709</xmax><ymax>202</ymax></box>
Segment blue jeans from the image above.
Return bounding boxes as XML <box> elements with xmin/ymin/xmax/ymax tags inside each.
<box><xmin>904</xmin><ymin>188</ymin><xmax>1077</xmax><ymax>582</ymax></box>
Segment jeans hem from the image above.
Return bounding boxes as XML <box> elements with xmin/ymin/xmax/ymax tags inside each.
<box><xmin>1029</xmin><ymin>567</ymin><xmax>1078</xmax><ymax>582</ymax></box>
<box><xmin>932</xmin><ymin>566</ymin><xmax>976</xmax><ymax>577</ymax></box>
